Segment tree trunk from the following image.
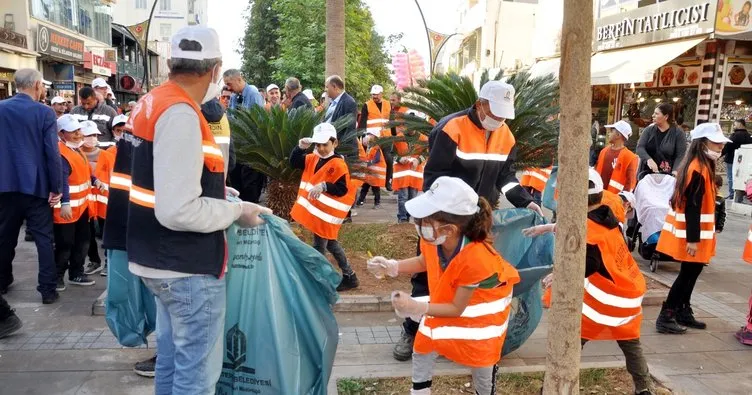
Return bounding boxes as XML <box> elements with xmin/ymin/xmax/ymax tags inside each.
<box><xmin>325</xmin><ymin>0</ymin><xmax>346</xmax><ymax>78</ymax></box>
<box><xmin>265</xmin><ymin>179</ymin><xmax>299</xmax><ymax>221</ymax></box>
<box><xmin>542</xmin><ymin>0</ymin><xmax>592</xmax><ymax>393</ymax></box>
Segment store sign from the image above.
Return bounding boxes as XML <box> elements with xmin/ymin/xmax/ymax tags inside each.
<box><xmin>37</xmin><ymin>25</ymin><xmax>84</xmax><ymax>62</ymax></box>
<box><xmin>0</xmin><ymin>26</ymin><xmax>27</xmax><ymax>49</ymax></box>
<box><xmin>86</xmin><ymin>48</ymin><xmax>113</xmax><ymax>76</ymax></box>
<box><xmin>594</xmin><ymin>0</ymin><xmax>716</xmax><ymax>51</ymax></box>
<box><xmin>0</xmin><ymin>71</ymin><xmax>13</xmax><ymax>81</ymax></box>
<box><xmin>657</xmin><ymin>65</ymin><xmax>702</xmax><ymax>87</ymax></box>
<box><xmin>54</xmin><ymin>81</ymin><xmax>75</xmax><ymax>90</ymax></box>
<box><xmin>716</xmin><ymin>0</ymin><xmax>752</xmax><ymax>36</ymax></box>
<box><xmin>725</xmin><ymin>63</ymin><xmax>752</xmax><ymax>88</ymax></box>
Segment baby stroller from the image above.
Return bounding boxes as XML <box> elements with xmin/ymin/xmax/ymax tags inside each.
<box><xmin>628</xmin><ymin>173</ymin><xmax>677</xmax><ymax>272</ymax></box>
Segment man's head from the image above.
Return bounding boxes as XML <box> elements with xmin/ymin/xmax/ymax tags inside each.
<box><xmin>370</xmin><ymin>85</ymin><xmax>384</xmax><ymax>103</ymax></box>
<box><xmin>51</xmin><ymin>96</ymin><xmax>67</xmax><ymax>116</ymax></box>
<box><xmin>605</xmin><ymin>120</ymin><xmax>632</xmax><ymax>144</ymax></box>
<box><xmin>220</xmin><ymin>86</ymin><xmax>232</xmax><ymax>108</ymax></box>
<box><xmin>325</xmin><ymin>75</ymin><xmax>345</xmax><ymax>99</ymax></box>
<box><xmin>735</xmin><ymin>118</ymin><xmax>747</xmax><ymax>130</ymax></box>
<box><xmin>259</xmin><ymin>87</ymin><xmax>267</xmax><ymax>102</ymax></box>
<box><xmin>92</xmin><ymin>78</ymin><xmax>109</xmax><ymax>98</ymax></box>
<box><xmin>13</xmin><ymin>68</ymin><xmax>45</xmax><ymax>101</ymax></box>
<box><xmin>390</xmin><ymin>92</ymin><xmax>402</xmax><ymax>109</ymax></box>
<box><xmin>79</xmin><ymin>87</ymin><xmax>99</xmax><ymax>111</ymax></box>
<box><xmin>111</xmin><ymin>114</ymin><xmax>128</xmax><ymax>140</ymax></box>
<box><xmin>285</xmin><ymin>77</ymin><xmax>302</xmax><ymax>97</ymax></box>
<box><xmin>168</xmin><ymin>26</ymin><xmax>224</xmax><ymax>104</ymax></box>
<box><xmin>475</xmin><ymin>81</ymin><xmax>515</xmax><ymax>131</ymax></box>
<box><xmin>266</xmin><ymin>84</ymin><xmax>281</xmax><ymax>105</ymax></box>
<box><xmin>66</xmin><ymin>99</ymin><xmax>74</xmax><ymax>112</ymax></box>
<box><xmin>128</xmin><ymin>101</ymin><xmax>137</xmax><ymax>112</ymax></box>
<box><xmin>57</xmin><ymin>114</ymin><xmax>83</xmax><ymax>146</ymax></box>
<box><xmin>222</xmin><ymin>69</ymin><xmax>245</xmax><ymax>94</ymax></box>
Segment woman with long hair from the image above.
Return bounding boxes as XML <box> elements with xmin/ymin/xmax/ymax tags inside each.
<box><xmin>636</xmin><ymin>103</ymin><xmax>687</xmax><ymax>178</ymax></box>
<box><xmin>654</xmin><ymin>123</ymin><xmax>730</xmax><ymax>334</ymax></box>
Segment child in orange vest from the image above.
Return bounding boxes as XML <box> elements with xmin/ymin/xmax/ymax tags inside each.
<box><xmin>290</xmin><ymin>123</ymin><xmax>360</xmax><ymax>291</ymax></box>
<box><xmin>393</xmin><ymin>123</ymin><xmax>428</xmax><ymax>223</ymax></box>
<box><xmin>356</xmin><ymin>129</ymin><xmax>386</xmax><ymax>209</ymax></box>
<box><xmin>524</xmin><ymin>168</ymin><xmax>652</xmax><ymax>395</ymax></box>
<box><xmin>738</xmin><ymin>226</ymin><xmax>752</xmax><ymax>345</ymax></box>
<box><xmin>367</xmin><ymin>176</ymin><xmax>519</xmax><ymax>395</ymax></box>
<box><xmin>595</xmin><ymin>120</ymin><xmax>638</xmax><ymax>194</ymax></box>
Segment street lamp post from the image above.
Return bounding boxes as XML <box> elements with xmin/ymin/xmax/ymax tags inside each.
<box><xmin>142</xmin><ymin>0</ymin><xmax>159</xmax><ymax>92</ymax></box>
<box><xmin>413</xmin><ymin>0</ymin><xmax>434</xmax><ymax>75</ymax></box>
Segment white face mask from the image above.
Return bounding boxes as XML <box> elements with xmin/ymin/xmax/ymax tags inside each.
<box><xmin>65</xmin><ymin>140</ymin><xmax>84</xmax><ymax>149</ymax></box>
<box><xmin>704</xmin><ymin>148</ymin><xmax>722</xmax><ymax>161</ymax></box>
<box><xmin>480</xmin><ymin>106</ymin><xmax>503</xmax><ymax>131</ymax></box>
<box><xmin>83</xmin><ymin>136</ymin><xmax>98</xmax><ymax>148</ymax></box>
<box><xmin>415</xmin><ymin>224</ymin><xmax>447</xmax><ymax>246</ymax></box>
<box><xmin>314</xmin><ymin>150</ymin><xmax>335</xmax><ymax>159</ymax></box>
<box><xmin>201</xmin><ymin>66</ymin><xmax>223</xmax><ymax>105</ymax></box>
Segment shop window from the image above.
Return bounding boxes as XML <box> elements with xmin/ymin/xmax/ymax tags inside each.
<box><xmin>160</xmin><ymin>0</ymin><xmax>171</xmax><ymax>11</ymax></box>
<box><xmin>621</xmin><ymin>87</ymin><xmax>697</xmax><ymax>149</ymax></box>
<box><xmin>455</xmin><ymin>29</ymin><xmax>480</xmax><ymax>71</ymax></box>
<box><xmin>160</xmin><ymin>24</ymin><xmax>171</xmax><ymax>41</ymax></box>
<box><xmin>30</xmin><ymin>0</ymin><xmax>111</xmax><ymax>44</ymax></box>
<box><xmin>136</xmin><ymin>0</ymin><xmax>147</xmax><ymax>9</ymax></box>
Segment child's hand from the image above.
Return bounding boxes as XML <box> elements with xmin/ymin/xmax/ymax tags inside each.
<box><xmin>307</xmin><ymin>183</ymin><xmax>325</xmax><ymax>200</ymax></box>
<box><xmin>298</xmin><ymin>138</ymin><xmax>312</xmax><ymax>149</ymax></box>
<box><xmin>391</xmin><ymin>291</ymin><xmax>428</xmax><ymax>318</ymax></box>
<box><xmin>60</xmin><ymin>204</ymin><xmax>73</xmax><ymax>221</ymax></box>
<box><xmin>366</xmin><ymin>256</ymin><xmax>399</xmax><ymax>279</ymax></box>
<box><xmin>522</xmin><ymin>223</ymin><xmax>556</xmax><ymax>237</ymax></box>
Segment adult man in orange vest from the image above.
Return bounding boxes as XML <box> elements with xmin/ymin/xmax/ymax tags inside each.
<box><xmin>359</xmin><ymin>85</ymin><xmax>394</xmax><ymax>190</ymax></box>
<box><xmin>596</xmin><ymin>120</ymin><xmax>638</xmax><ymax>193</ymax></box>
<box><xmin>393</xmin><ymin>80</ymin><xmax>544</xmax><ymax>361</ymax></box>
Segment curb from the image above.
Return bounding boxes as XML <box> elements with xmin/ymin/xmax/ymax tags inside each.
<box><xmin>92</xmin><ymin>290</ymin><xmax>106</xmax><ymax>316</ymax></box>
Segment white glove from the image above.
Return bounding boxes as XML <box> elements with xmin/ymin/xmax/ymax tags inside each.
<box><xmin>409</xmin><ymin>158</ymin><xmax>419</xmax><ymax>169</ymax></box>
<box><xmin>399</xmin><ymin>157</ymin><xmax>410</xmax><ymax>165</ymax></box>
<box><xmin>226</xmin><ymin>186</ymin><xmax>240</xmax><ymax>198</ymax></box>
<box><xmin>366</xmin><ymin>256</ymin><xmax>399</xmax><ymax>279</ymax></box>
<box><xmin>541</xmin><ymin>273</ymin><xmax>554</xmax><ymax>289</ymax></box>
<box><xmin>307</xmin><ymin>182</ymin><xmax>325</xmax><ymax>200</ymax></box>
<box><xmin>237</xmin><ymin>202</ymin><xmax>273</xmax><ymax>228</ymax></box>
<box><xmin>392</xmin><ymin>291</ymin><xmax>428</xmax><ymax>321</ymax></box>
<box><xmin>527</xmin><ymin>202</ymin><xmax>543</xmax><ymax>216</ymax></box>
<box><xmin>299</xmin><ymin>138</ymin><xmax>312</xmax><ymax>149</ymax></box>
<box><xmin>522</xmin><ymin>223</ymin><xmax>556</xmax><ymax>237</ymax></box>
<box><xmin>94</xmin><ymin>179</ymin><xmax>108</xmax><ymax>192</ymax></box>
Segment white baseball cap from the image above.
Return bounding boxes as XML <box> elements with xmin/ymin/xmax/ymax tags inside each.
<box><xmin>51</xmin><ymin>96</ymin><xmax>66</xmax><ymax>105</ymax></box>
<box><xmin>619</xmin><ymin>191</ymin><xmax>637</xmax><ymax>219</ymax></box>
<box><xmin>479</xmin><ymin>80</ymin><xmax>515</xmax><ymax>119</ymax></box>
<box><xmin>57</xmin><ymin>114</ymin><xmax>81</xmax><ymax>133</ymax></box>
<box><xmin>266</xmin><ymin>83</ymin><xmax>279</xmax><ymax>92</ymax></box>
<box><xmin>112</xmin><ymin>114</ymin><xmax>128</xmax><ymax>127</ymax></box>
<box><xmin>406</xmin><ymin>176</ymin><xmax>479</xmax><ymax>219</ymax></box>
<box><xmin>365</xmin><ymin>128</ymin><xmax>381</xmax><ymax>138</ymax></box>
<box><xmin>605</xmin><ymin>120</ymin><xmax>632</xmax><ymax>139</ymax></box>
<box><xmin>370</xmin><ymin>85</ymin><xmax>384</xmax><ymax>95</ymax></box>
<box><xmin>588</xmin><ymin>168</ymin><xmax>603</xmax><ymax>195</ymax></box>
<box><xmin>311</xmin><ymin>122</ymin><xmax>337</xmax><ymax>143</ymax></box>
<box><xmin>171</xmin><ymin>26</ymin><xmax>222</xmax><ymax>60</ymax></box>
<box><xmin>303</xmin><ymin>89</ymin><xmax>314</xmax><ymax>100</ymax></box>
<box><xmin>81</xmin><ymin>120</ymin><xmax>101</xmax><ymax>136</ymax></box>
<box><xmin>691</xmin><ymin>123</ymin><xmax>732</xmax><ymax>143</ymax></box>
<box><xmin>92</xmin><ymin>78</ymin><xmax>109</xmax><ymax>89</ymax></box>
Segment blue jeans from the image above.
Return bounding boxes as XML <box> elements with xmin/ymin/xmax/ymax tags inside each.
<box><xmin>397</xmin><ymin>187</ymin><xmax>418</xmax><ymax>221</ymax></box>
<box><xmin>141</xmin><ymin>275</ymin><xmax>226</xmax><ymax>395</ymax></box>
<box><xmin>727</xmin><ymin>163</ymin><xmax>734</xmax><ymax>197</ymax></box>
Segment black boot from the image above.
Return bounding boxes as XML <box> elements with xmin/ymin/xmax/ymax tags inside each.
<box><xmin>676</xmin><ymin>304</ymin><xmax>707</xmax><ymax>330</ymax></box>
<box><xmin>0</xmin><ymin>312</ymin><xmax>22</xmax><ymax>339</ymax></box>
<box><xmin>656</xmin><ymin>302</ymin><xmax>687</xmax><ymax>334</ymax></box>
<box><xmin>337</xmin><ymin>272</ymin><xmax>360</xmax><ymax>292</ymax></box>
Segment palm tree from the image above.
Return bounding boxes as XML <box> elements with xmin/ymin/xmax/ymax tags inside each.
<box><xmin>391</xmin><ymin>71</ymin><xmax>560</xmax><ymax>168</ymax></box>
<box><xmin>230</xmin><ymin>106</ymin><xmax>355</xmax><ymax>219</ymax></box>
<box><xmin>325</xmin><ymin>0</ymin><xmax>346</xmax><ymax>78</ymax></box>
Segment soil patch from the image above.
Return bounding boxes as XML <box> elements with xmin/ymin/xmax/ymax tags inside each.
<box><xmin>337</xmin><ymin>368</ymin><xmax>672</xmax><ymax>395</ymax></box>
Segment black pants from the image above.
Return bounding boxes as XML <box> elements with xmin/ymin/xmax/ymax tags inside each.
<box><xmin>383</xmin><ymin>149</ymin><xmax>394</xmax><ymax>186</ymax></box>
<box><xmin>0</xmin><ymin>294</ymin><xmax>12</xmax><ymax>320</ymax></box>
<box><xmin>665</xmin><ymin>262</ymin><xmax>705</xmax><ymax>309</ymax></box>
<box><xmin>358</xmin><ymin>184</ymin><xmax>381</xmax><ymax>205</ymax></box>
<box><xmin>54</xmin><ymin>211</ymin><xmax>91</xmax><ymax>280</ymax></box>
<box><xmin>312</xmin><ymin>235</ymin><xmax>353</xmax><ymax>274</ymax></box>
<box><xmin>87</xmin><ymin>218</ymin><xmax>105</xmax><ymax>265</ymax></box>
<box><xmin>582</xmin><ymin>338</ymin><xmax>651</xmax><ymax>392</ymax></box>
<box><xmin>0</xmin><ymin>192</ymin><xmax>57</xmax><ymax>296</ymax></box>
<box><xmin>229</xmin><ymin>163</ymin><xmax>266</xmax><ymax>203</ymax></box>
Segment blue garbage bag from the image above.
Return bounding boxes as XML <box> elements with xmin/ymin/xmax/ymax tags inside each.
<box><xmin>492</xmin><ymin>209</ymin><xmax>554</xmax><ymax>355</ymax></box>
<box><xmin>105</xmin><ymin>249</ymin><xmax>157</xmax><ymax>347</ymax></box>
<box><xmin>216</xmin><ymin>215</ymin><xmax>341</xmax><ymax>395</ymax></box>
<box><xmin>541</xmin><ymin>166</ymin><xmax>559</xmax><ymax>212</ymax></box>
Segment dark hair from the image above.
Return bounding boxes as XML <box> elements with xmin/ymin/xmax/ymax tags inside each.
<box><xmin>656</xmin><ymin>103</ymin><xmax>675</xmax><ymax>125</ymax></box>
<box><xmin>588</xmin><ymin>181</ymin><xmax>603</xmax><ymax>207</ymax></box>
<box><xmin>714</xmin><ymin>174</ymin><xmax>723</xmax><ymax>188</ymax></box>
<box><xmin>79</xmin><ymin>86</ymin><xmax>95</xmax><ymax>100</ymax></box>
<box><xmin>736</xmin><ymin>118</ymin><xmax>747</xmax><ymax>127</ymax></box>
<box><xmin>425</xmin><ymin>197</ymin><xmax>493</xmax><ymax>242</ymax></box>
<box><xmin>391</xmin><ymin>91</ymin><xmax>402</xmax><ymax>99</ymax></box>
<box><xmin>671</xmin><ymin>137</ymin><xmax>717</xmax><ymax>209</ymax></box>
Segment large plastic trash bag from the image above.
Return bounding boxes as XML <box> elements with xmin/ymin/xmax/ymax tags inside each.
<box><xmin>105</xmin><ymin>249</ymin><xmax>157</xmax><ymax>347</ymax></box>
<box><xmin>491</xmin><ymin>209</ymin><xmax>554</xmax><ymax>355</ymax></box>
<box><xmin>216</xmin><ymin>214</ymin><xmax>341</xmax><ymax>395</ymax></box>
<box><xmin>541</xmin><ymin>166</ymin><xmax>559</xmax><ymax>212</ymax></box>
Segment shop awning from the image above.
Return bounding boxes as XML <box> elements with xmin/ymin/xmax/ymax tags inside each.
<box><xmin>590</xmin><ymin>36</ymin><xmax>707</xmax><ymax>86</ymax></box>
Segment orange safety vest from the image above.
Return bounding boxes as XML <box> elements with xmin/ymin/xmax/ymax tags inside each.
<box><xmin>743</xmin><ymin>225</ymin><xmax>752</xmax><ymax>264</ymax></box>
<box><xmin>595</xmin><ymin>147</ymin><xmax>638</xmax><ymax>193</ymax></box>
<box><xmin>656</xmin><ymin>159</ymin><xmax>717</xmax><ymax>263</ymax></box>
<box><xmin>366</xmin><ymin>99</ymin><xmax>391</xmax><ymax>138</ymax></box>
<box><xmin>443</xmin><ymin>116</ymin><xmax>516</xmax><ymax>169</ymax></box>
<box><xmin>414</xmin><ymin>239</ymin><xmax>520</xmax><ymax>368</ymax></box>
<box><xmin>91</xmin><ymin>149</ymin><xmax>115</xmax><ymax>219</ymax></box>
<box><xmin>365</xmin><ymin>144</ymin><xmax>387</xmax><ymax>187</ymax></box>
<box><xmin>290</xmin><ymin>154</ymin><xmax>356</xmax><ymax>240</ymax></box>
<box><xmin>601</xmin><ymin>190</ymin><xmax>626</xmax><ymax>226</ymax></box>
<box><xmin>582</xmin><ymin>215</ymin><xmax>646</xmax><ymax>341</ymax></box>
<box><xmin>520</xmin><ymin>166</ymin><xmax>552</xmax><ymax>193</ymax></box>
<box><xmin>54</xmin><ymin>142</ymin><xmax>92</xmax><ymax>224</ymax></box>
<box><xmin>392</xmin><ymin>132</ymin><xmax>428</xmax><ymax>191</ymax></box>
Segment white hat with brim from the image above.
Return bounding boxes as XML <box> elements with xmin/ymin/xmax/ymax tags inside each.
<box><xmin>605</xmin><ymin>120</ymin><xmax>632</xmax><ymax>139</ymax></box>
<box><xmin>311</xmin><ymin>122</ymin><xmax>337</xmax><ymax>144</ymax></box>
<box><xmin>51</xmin><ymin>96</ymin><xmax>66</xmax><ymax>105</ymax></box>
<box><xmin>92</xmin><ymin>78</ymin><xmax>109</xmax><ymax>89</ymax></box>
<box><xmin>112</xmin><ymin>114</ymin><xmax>128</xmax><ymax>127</ymax></box>
<box><xmin>370</xmin><ymin>85</ymin><xmax>384</xmax><ymax>95</ymax></box>
<box><xmin>266</xmin><ymin>84</ymin><xmax>279</xmax><ymax>92</ymax></box>
<box><xmin>170</xmin><ymin>26</ymin><xmax>222</xmax><ymax>60</ymax></box>
<box><xmin>57</xmin><ymin>114</ymin><xmax>81</xmax><ymax>133</ymax></box>
<box><xmin>406</xmin><ymin>176</ymin><xmax>479</xmax><ymax>219</ymax></box>
<box><xmin>479</xmin><ymin>80</ymin><xmax>515</xmax><ymax>119</ymax></box>
<box><xmin>691</xmin><ymin>123</ymin><xmax>732</xmax><ymax>143</ymax></box>
<box><xmin>81</xmin><ymin>120</ymin><xmax>101</xmax><ymax>136</ymax></box>
<box><xmin>303</xmin><ymin>89</ymin><xmax>314</xmax><ymax>100</ymax></box>
<box><xmin>588</xmin><ymin>168</ymin><xmax>603</xmax><ymax>195</ymax></box>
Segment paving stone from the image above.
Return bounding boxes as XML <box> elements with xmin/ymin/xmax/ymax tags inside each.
<box><xmin>36</xmin><ymin>344</ymin><xmax>56</xmax><ymax>350</ymax></box>
<box><xmin>373</xmin><ymin>338</ymin><xmax>393</xmax><ymax>344</ymax></box>
<box><xmin>0</xmin><ymin>343</ymin><xmax>21</xmax><ymax>351</ymax></box>
<box><xmin>54</xmin><ymin>343</ymin><xmax>76</xmax><ymax>350</ymax></box>
<box><xmin>358</xmin><ymin>338</ymin><xmax>377</xmax><ymax>344</ymax></box>
<box><xmin>340</xmin><ymin>327</ymin><xmax>357</xmax><ymax>333</ymax></box>
<box><xmin>18</xmin><ymin>343</ymin><xmax>40</xmax><ymax>351</ymax></box>
<box><xmin>23</xmin><ymin>337</ymin><xmax>45</xmax><ymax>344</ymax></box>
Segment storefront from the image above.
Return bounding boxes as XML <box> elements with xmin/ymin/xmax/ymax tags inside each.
<box><xmin>0</xmin><ymin>26</ymin><xmax>39</xmax><ymax>99</ymax></box>
<box><xmin>35</xmin><ymin>22</ymin><xmax>87</xmax><ymax>102</ymax></box>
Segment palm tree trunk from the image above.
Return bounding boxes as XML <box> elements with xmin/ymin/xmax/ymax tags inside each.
<box><xmin>542</xmin><ymin>0</ymin><xmax>592</xmax><ymax>393</ymax></box>
<box><xmin>325</xmin><ymin>0</ymin><xmax>346</xmax><ymax>78</ymax></box>
<box><xmin>265</xmin><ymin>179</ymin><xmax>299</xmax><ymax>221</ymax></box>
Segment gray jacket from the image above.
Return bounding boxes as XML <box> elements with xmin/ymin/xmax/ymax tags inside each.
<box><xmin>636</xmin><ymin>123</ymin><xmax>687</xmax><ymax>176</ymax></box>
<box><xmin>70</xmin><ymin>100</ymin><xmax>118</xmax><ymax>142</ymax></box>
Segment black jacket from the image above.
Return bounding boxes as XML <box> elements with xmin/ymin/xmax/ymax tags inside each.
<box><xmin>722</xmin><ymin>128</ymin><xmax>752</xmax><ymax>164</ymax></box>
<box><xmin>289</xmin><ymin>91</ymin><xmax>313</xmax><ymax>112</ymax></box>
<box><xmin>424</xmin><ymin>107</ymin><xmax>534</xmax><ymax>207</ymax></box>
<box><xmin>636</xmin><ymin>124</ymin><xmax>687</xmax><ymax>176</ymax></box>
<box><xmin>326</xmin><ymin>92</ymin><xmax>358</xmax><ymax>159</ymax></box>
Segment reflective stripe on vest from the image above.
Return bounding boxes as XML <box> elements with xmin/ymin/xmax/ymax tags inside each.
<box><xmin>455</xmin><ymin>149</ymin><xmax>508</xmax><ymax>162</ymax></box>
<box><xmin>501</xmin><ymin>182</ymin><xmax>519</xmax><ymax>194</ymax></box>
<box><xmin>294</xmin><ymin>196</ymin><xmax>345</xmax><ymax>225</ymax></box>
<box><xmin>129</xmin><ymin>185</ymin><xmax>155</xmax><ymax>208</ymax></box>
<box><xmin>584</xmin><ymin>278</ymin><xmax>643</xmax><ymax>308</ymax></box>
<box><xmin>54</xmin><ymin>196</ymin><xmax>89</xmax><ymax>208</ymax></box>
<box><xmin>418</xmin><ymin>316</ymin><xmax>509</xmax><ymax>341</ymax></box>
<box><xmin>299</xmin><ymin>182</ymin><xmax>351</xmax><ymax>213</ymax></box>
<box><xmin>392</xmin><ymin>170</ymin><xmax>424</xmax><ymax>179</ymax></box>
<box><xmin>581</xmin><ymin>304</ymin><xmax>641</xmax><ymax>327</ymax></box>
<box><xmin>110</xmin><ymin>173</ymin><xmax>132</xmax><ymax>190</ymax></box>
<box><xmin>69</xmin><ymin>181</ymin><xmax>91</xmax><ymax>193</ymax></box>
<box><xmin>608</xmin><ymin>179</ymin><xmax>625</xmax><ymax>192</ymax></box>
